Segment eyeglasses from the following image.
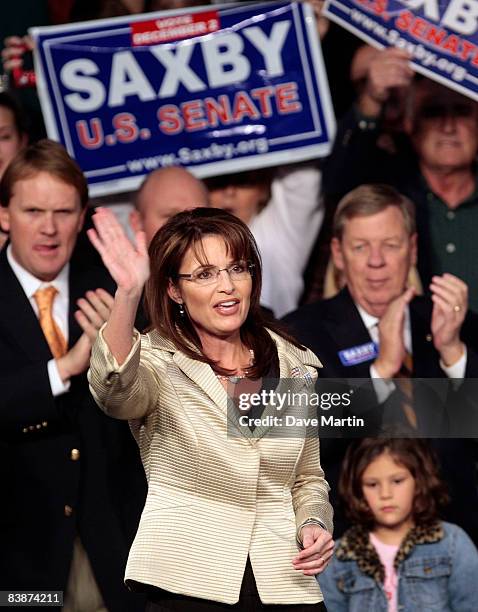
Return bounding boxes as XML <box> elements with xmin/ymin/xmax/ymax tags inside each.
<box><xmin>177</xmin><ymin>261</ymin><xmax>254</xmax><ymax>286</ymax></box>
<box><xmin>418</xmin><ymin>102</ymin><xmax>476</xmax><ymax>120</ymax></box>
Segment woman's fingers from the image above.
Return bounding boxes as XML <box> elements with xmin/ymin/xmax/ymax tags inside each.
<box><xmin>293</xmin><ymin>525</ymin><xmax>334</xmax><ymax>575</ymax></box>
<box><xmin>292</xmin><ymin>548</ymin><xmax>334</xmax><ymax>574</ymax></box>
<box><xmin>87</xmin><ymin>228</ymin><xmax>107</xmax><ymax>258</ymax></box>
<box><xmin>92</xmin><ymin>208</ymin><xmax>124</xmax><ymax>245</ymax></box>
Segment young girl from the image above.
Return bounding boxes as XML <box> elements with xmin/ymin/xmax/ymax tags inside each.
<box><xmin>318</xmin><ymin>438</ymin><xmax>478</xmax><ymax>611</ymax></box>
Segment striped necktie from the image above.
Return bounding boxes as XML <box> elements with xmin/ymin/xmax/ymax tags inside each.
<box><xmin>396</xmin><ymin>351</ymin><xmax>418</xmax><ymax>429</ymax></box>
<box><xmin>371</xmin><ymin>323</ymin><xmax>417</xmax><ymax>429</ymax></box>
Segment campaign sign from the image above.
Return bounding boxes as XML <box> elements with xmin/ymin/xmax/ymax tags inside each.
<box><xmin>31</xmin><ymin>1</ymin><xmax>334</xmax><ymax>196</ymax></box>
<box><xmin>324</xmin><ymin>0</ymin><xmax>478</xmax><ymax>100</ymax></box>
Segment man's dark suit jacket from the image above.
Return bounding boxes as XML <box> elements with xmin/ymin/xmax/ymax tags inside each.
<box><xmin>283</xmin><ymin>287</ymin><xmax>478</xmax><ymax>543</ymax></box>
<box><xmin>0</xmin><ymin>246</ymin><xmax>146</xmax><ymax>611</ymax></box>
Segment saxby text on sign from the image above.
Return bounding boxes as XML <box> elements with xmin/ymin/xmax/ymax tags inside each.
<box><xmin>32</xmin><ymin>1</ymin><xmax>335</xmax><ymax>196</ymax></box>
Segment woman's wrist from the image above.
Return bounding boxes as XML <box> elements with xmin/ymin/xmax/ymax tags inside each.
<box><xmin>115</xmin><ymin>286</ymin><xmax>143</xmax><ymax>302</ymax></box>
<box><xmin>297</xmin><ymin>518</ymin><xmax>327</xmax><ymax>549</ymax></box>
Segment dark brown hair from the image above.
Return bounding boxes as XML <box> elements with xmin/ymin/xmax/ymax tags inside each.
<box><xmin>144</xmin><ymin>207</ymin><xmax>303</xmax><ymax>377</ymax></box>
<box><xmin>204</xmin><ymin>169</ymin><xmax>273</xmax><ymax>214</ymax></box>
<box><xmin>339</xmin><ymin>437</ymin><xmax>448</xmax><ymax>528</ymax></box>
<box><xmin>0</xmin><ymin>91</ymin><xmax>28</xmax><ymax>138</ymax></box>
<box><xmin>333</xmin><ymin>184</ymin><xmax>416</xmax><ymax>240</ymax></box>
<box><xmin>0</xmin><ymin>139</ymin><xmax>88</xmax><ymax>209</ymax></box>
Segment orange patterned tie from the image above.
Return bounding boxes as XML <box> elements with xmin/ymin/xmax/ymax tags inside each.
<box><xmin>33</xmin><ymin>286</ymin><xmax>68</xmax><ymax>358</ymax></box>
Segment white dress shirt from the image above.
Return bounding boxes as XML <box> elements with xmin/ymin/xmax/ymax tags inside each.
<box><xmin>250</xmin><ymin>165</ymin><xmax>323</xmax><ymax>318</ymax></box>
<box><xmin>7</xmin><ymin>245</ymin><xmax>71</xmax><ymax>396</ymax></box>
<box><xmin>356</xmin><ymin>303</ymin><xmax>467</xmax><ymax>403</ymax></box>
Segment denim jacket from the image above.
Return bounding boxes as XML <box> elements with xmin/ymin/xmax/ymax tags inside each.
<box><xmin>318</xmin><ymin>521</ymin><xmax>478</xmax><ymax>612</ymax></box>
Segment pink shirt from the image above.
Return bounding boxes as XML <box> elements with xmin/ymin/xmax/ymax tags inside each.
<box><xmin>370</xmin><ymin>533</ymin><xmax>399</xmax><ymax>612</ymax></box>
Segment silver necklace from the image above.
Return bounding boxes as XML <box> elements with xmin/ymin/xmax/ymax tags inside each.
<box><xmin>215</xmin><ymin>349</ymin><xmax>254</xmax><ymax>383</ymax></box>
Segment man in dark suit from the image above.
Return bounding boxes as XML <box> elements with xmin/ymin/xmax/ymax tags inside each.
<box><xmin>0</xmin><ymin>140</ymin><xmax>146</xmax><ymax>611</ymax></box>
<box><xmin>284</xmin><ymin>183</ymin><xmax>478</xmax><ymax>542</ymax></box>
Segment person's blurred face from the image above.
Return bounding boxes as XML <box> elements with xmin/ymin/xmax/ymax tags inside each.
<box><xmin>209</xmin><ymin>183</ymin><xmax>269</xmax><ymax>225</ymax></box>
<box><xmin>0</xmin><ymin>107</ymin><xmax>26</xmax><ymax>179</ymax></box>
<box><xmin>0</xmin><ymin>172</ymin><xmax>85</xmax><ymax>281</ymax></box>
<box><xmin>168</xmin><ymin>235</ymin><xmax>252</xmax><ymax>344</ymax></box>
<box><xmin>361</xmin><ymin>451</ymin><xmax>415</xmax><ymax>533</ymax></box>
<box><xmin>331</xmin><ymin>206</ymin><xmax>417</xmax><ymax>318</ymax></box>
<box><xmin>136</xmin><ymin>170</ymin><xmax>209</xmax><ymax>244</ymax></box>
<box><xmin>408</xmin><ymin>84</ymin><xmax>478</xmax><ymax>173</ymax></box>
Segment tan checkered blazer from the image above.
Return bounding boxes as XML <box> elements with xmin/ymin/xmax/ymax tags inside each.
<box><xmin>89</xmin><ymin>328</ymin><xmax>332</xmax><ymax>605</ymax></box>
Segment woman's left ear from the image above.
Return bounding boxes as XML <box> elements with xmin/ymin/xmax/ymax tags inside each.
<box><xmin>167</xmin><ymin>280</ymin><xmax>182</xmax><ymax>304</ymax></box>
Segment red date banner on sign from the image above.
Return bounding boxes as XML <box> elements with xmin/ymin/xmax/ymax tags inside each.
<box><xmin>31</xmin><ymin>1</ymin><xmax>335</xmax><ymax>197</ymax></box>
<box><xmin>323</xmin><ymin>0</ymin><xmax>478</xmax><ymax>99</ymax></box>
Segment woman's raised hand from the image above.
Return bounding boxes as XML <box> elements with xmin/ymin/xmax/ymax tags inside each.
<box><xmin>87</xmin><ymin>207</ymin><xmax>150</xmax><ymax>296</ymax></box>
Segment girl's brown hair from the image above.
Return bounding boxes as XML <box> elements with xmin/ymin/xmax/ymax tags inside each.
<box><xmin>144</xmin><ymin>207</ymin><xmax>303</xmax><ymax>377</ymax></box>
<box><xmin>339</xmin><ymin>437</ymin><xmax>449</xmax><ymax>528</ymax></box>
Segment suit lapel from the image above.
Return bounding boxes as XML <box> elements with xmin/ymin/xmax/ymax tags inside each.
<box><xmin>324</xmin><ymin>288</ymin><xmax>376</xmax><ymax>378</ymax></box>
<box><xmin>247</xmin><ymin>336</ymin><xmax>320</xmax><ymax>442</ymax></box>
<box><xmin>332</xmin><ymin>291</ymin><xmax>442</xmax><ymax>377</ymax></box>
<box><xmin>0</xmin><ymin>250</ymin><xmax>53</xmax><ymax>361</ymax></box>
<box><xmin>248</xmin><ymin>369</ymin><xmax>311</xmax><ymax>442</ymax></box>
<box><xmin>68</xmin><ymin>266</ymin><xmax>83</xmax><ymax>349</ymax></box>
<box><xmin>155</xmin><ymin>329</ymin><xmax>322</xmax><ymax>443</ymax></box>
<box><xmin>410</xmin><ymin>298</ymin><xmax>443</xmax><ymax>377</ymax></box>
<box><xmin>172</xmin><ymin>351</ymin><xmax>254</xmax><ymax>442</ymax></box>
<box><xmin>409</xmin><ymin>298</ymin><xmax>449</xmax><ymax>433</ymax></box>
<box><xmin>67</xmin><ymin>255</ymin><xmax>116</xmax><ymax>348</ymax></box>
<box><xmin>172</xmin><ymin>351</ymin><xmax>228</xmax><ymax>413</ymax></box>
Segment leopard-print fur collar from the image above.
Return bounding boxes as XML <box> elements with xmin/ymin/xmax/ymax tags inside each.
<box><xmin>335</xmin><ymin>521</ymin><xmax>444</xmax><ymax>583</ymax></box>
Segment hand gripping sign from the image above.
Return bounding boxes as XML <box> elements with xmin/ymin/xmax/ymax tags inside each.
<box><xmin>31</xmin><ymin>1</ymin><xmax>335</xmax><ymax>196</ymax></box>
<box><xmin>324</xmin><ymin>0</ymin><xmax>478</xmax><ymax>99</ymax></box>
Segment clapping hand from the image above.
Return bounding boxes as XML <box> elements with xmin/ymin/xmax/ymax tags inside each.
<box><xmin>373</xmin><ymin>286</ymin><xmax>415</xmax><ymax>378</ymax></box>
<box><xmin>57</xmin><ymin>288</ymin><xmax>115</xmax><ymax>381</ymax></box>
<box><xmin>430</xmin><ymin>273</ymin><xmax>467</xmax><ymax>366</ymax></box>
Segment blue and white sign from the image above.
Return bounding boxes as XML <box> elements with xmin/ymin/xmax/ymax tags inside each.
<box><xmin>338</xmin><ymin>342</ymin><xmax>378</xmax><ymax>366</ymax></box>
<box><xmin>31</xmin><ymin>1</ymin><xmax>335</xmax><ymax>196</ymax></box>
<box><xmin>324</xmin><ymin>0</ymin><xmax>478</xmax><ymax>101</ymax></box>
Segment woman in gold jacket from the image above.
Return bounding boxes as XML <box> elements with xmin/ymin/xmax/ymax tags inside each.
<box><xmin>87</xmin><ymin>207</ymin><xmax>333</xmax><ymax>611</ymax></box>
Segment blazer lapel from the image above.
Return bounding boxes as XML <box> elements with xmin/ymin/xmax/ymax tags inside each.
<box><xmin>410</xmin><ymin>298</ymin><xmax>443</xmax><ymax>377</ymax></box>
<box><xmin>172</xmin><ymin>351</ymin><xmax>228</xmax><ymax>412</ymax></box>
<box><xmin>155</xmin><ymin>330</ymin><xmax>322</xmax><ymax>443</ymax></box>
<box><xmin>173</xmin><ymin>351</ymin><xmax>254</xmax><ymax>442</ymax></box>
<box><xmin>325</xmin><ymin>288</ymin><xmax>377</xmax><ymax>378</ymax></box>
<box><xmin>67</xmin><ymin>256</ymin><xmax>115</xmax><ymax>349</ymax></box>
<box><xmin>409</xmin><ymin>297</ymin><xmax>449</xmax><ymax>433</ymax></box>
<box><xmin>249</xmin><ymin>335</ymin><xmax>321</xmax><ymax>442</ymax></box>
<box><xmin>248</xmin><ymin>370</ymin><xmax>312</xmax><ymax>442</ymax></box>
<box><xmin>68</xmin><ymin>267</ymin><xmax>84</xmax><ymax>349</ymax></box>
<box><xmin>0</xmin><ymin>250</ymin><xmax>53</xmax><ymax>361</ymax></box>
